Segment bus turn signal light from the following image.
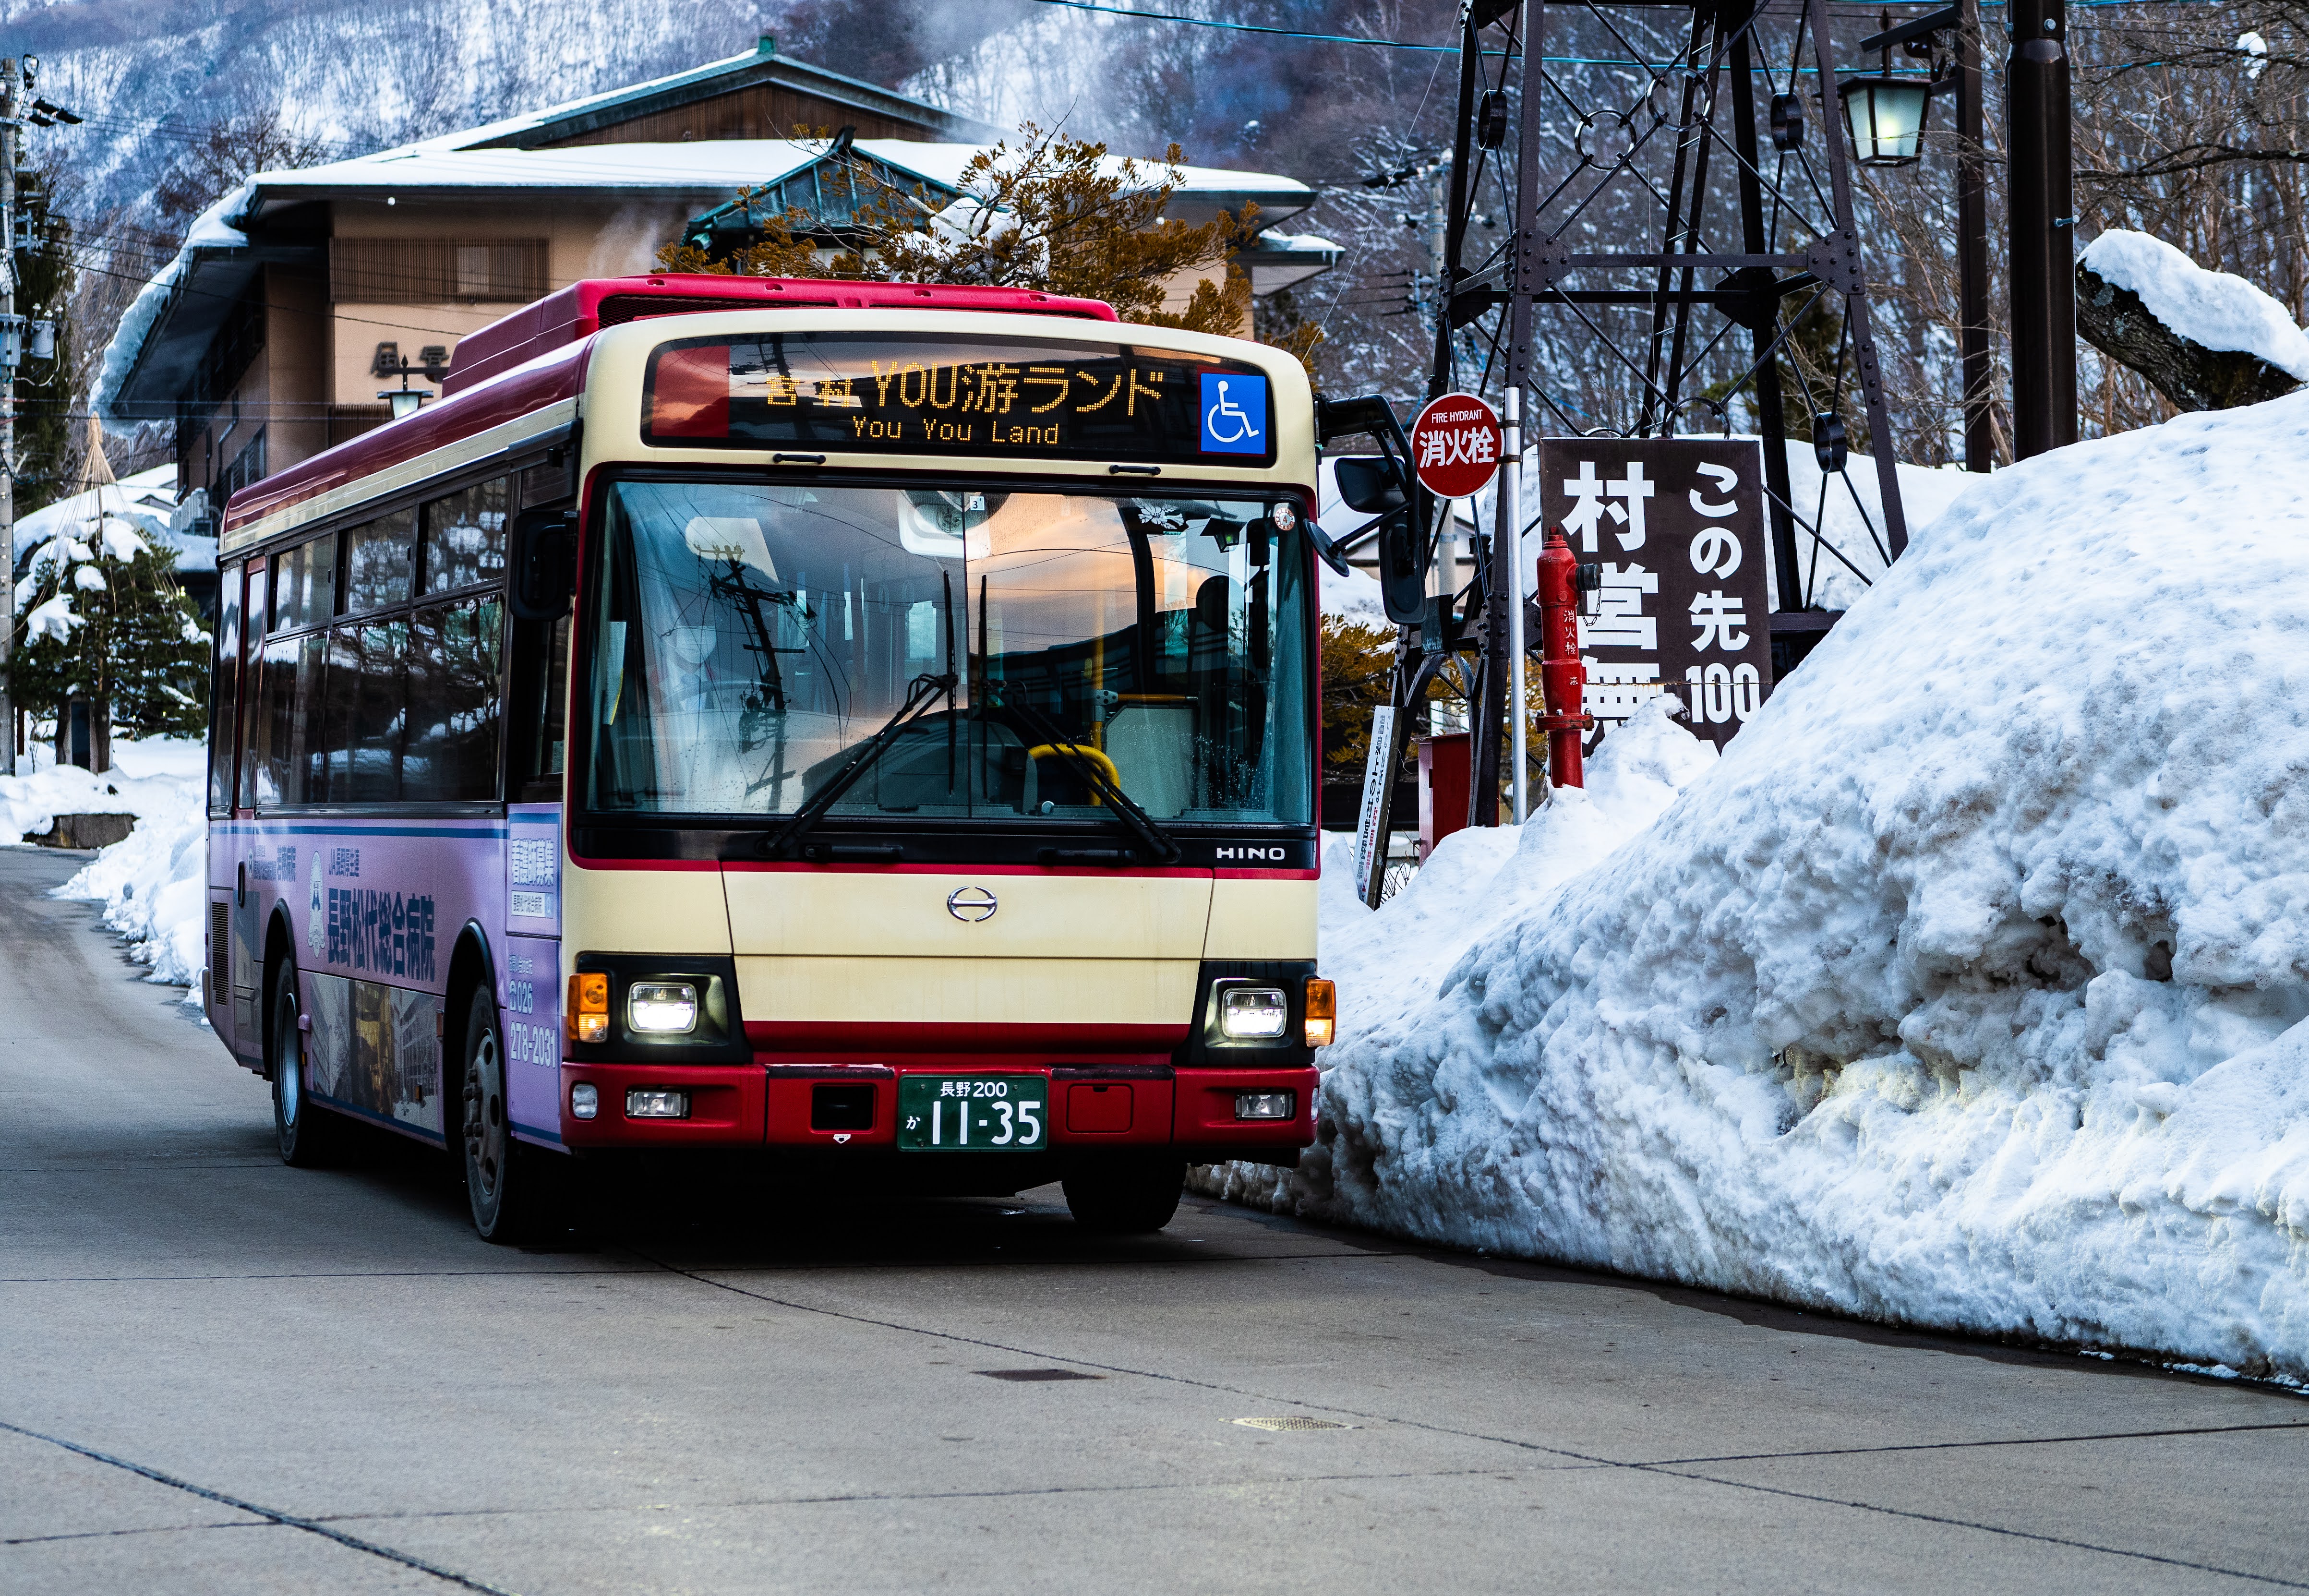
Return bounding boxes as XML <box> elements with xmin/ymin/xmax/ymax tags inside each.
<box><xmin>1305</xmin><ymin>978</ymin><xmax>1336</xmax><ymax>1047</ymax></box>
<box><xmin>569</xmin><ymin>972</ymin><xmax>609</xmax><ymax>1043</ymax></box>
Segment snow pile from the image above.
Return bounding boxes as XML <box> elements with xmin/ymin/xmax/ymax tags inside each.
<box><xmin>11</xmin><ymin>738</ymin><xmax>211</xmax><ymax>1003</ymax></box>
<box><xmin>2083</xmin><ymin>229</ymin><xmax>2309</xmax><ymax>380</ymax></box>
<box><xmin>1216</xmin><ymin>390</ymin><xmax>2309</xmax><ymax>1378</ymax></box>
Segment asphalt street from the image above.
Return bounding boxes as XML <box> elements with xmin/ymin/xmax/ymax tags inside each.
<box><xmin>3</xmin><ymin>843</ymin><xmax>2306</xmax><ymax>1594</ymax></box>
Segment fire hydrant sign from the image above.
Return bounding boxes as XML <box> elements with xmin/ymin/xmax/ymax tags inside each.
<box><xmin>1535</xmin><ymin>436</ymin><xmax>1776</xmax><ymax>752</ymax></box>
<box><xmin>1411</xmin><ymin>392</ymin><xmax>1503</xmax><ymax>500</ymax></box>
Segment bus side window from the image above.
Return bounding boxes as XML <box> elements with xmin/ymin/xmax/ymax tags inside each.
<box><xmin>207</xmin><ymin>561</ymin><xmax>243</xmax><ymax>815</ymax></box>
<box><xmin>236</xmin><ymin>562</ymin><xmax>269</xmax><ymax>811</ymax></box>
<box><xmin>508</xmin><ymin>612</ymin><xmax>569</xmax><ymax>804</ymax></box>
<box><xmin>405</xmin><ymin>595</ymin><xmax>503</xmax><ymax>801</ymax></box>
<box><xmin>421</xmin><ymin>479</ymin><xmax>508</xmax><ymax>594</ymax></box>
<box><xmin>343</xmin><ymin>509</ymin><xmax>415</xmax><ymax>614</ymax></box>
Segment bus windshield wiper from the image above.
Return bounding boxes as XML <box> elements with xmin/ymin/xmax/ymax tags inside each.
<box><xmin>760</xmin><ymin>671</ymin><xmax>956</xmax><ymax>858</ymax></box>
<box><xmin>995</xmin><ymin>692</ymin><xmax>1182</xmax><ymax>866</ymax></box>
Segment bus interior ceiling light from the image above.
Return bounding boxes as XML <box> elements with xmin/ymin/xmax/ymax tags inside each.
<box><xmin>1237</xmin><ymin>1092</ymin><xmax>1296</xmax><ymax>1121</ymax></box>
<box><xmin>570</xmin><ymin>1083</ymin><xmax>600</xmax><ymax>1120</ymax></box>
<box><xmin>1304</xmin><ymin>978</ymin><xmax>1336</xmax><ymax>1048</ymax></box>
<box><xmin>570</xmin><ymin>972</ymin><xmax>610</xmax><ymax>1044</ymax></box>
<box><xmin>626</xmin><ymin>1090</ymin><xmax>689</xmax><ymax>1120</ymax></box>
<box><xmin>627</xmin><ymin>981</ymin><xmax>698</xmax><ymax>1034</ymax></box>
<box><xmin>1221</xmin><ymin>986</ymin><xmax>1290</xmax><ymax>1039</ymax></box>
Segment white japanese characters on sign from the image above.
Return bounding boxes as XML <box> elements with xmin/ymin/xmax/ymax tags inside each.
<box><xmin>1536</xmin><ymin>437</ymin><xmax>1776</xmax><ymax>752</ymax></box>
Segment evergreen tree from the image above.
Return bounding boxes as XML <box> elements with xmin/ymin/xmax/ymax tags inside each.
<box><xmin>12</xmin><ymin>159</ymin><xmax>72</xmax><ymax>516</ymax></box>
<box><xmin>659</xmin><ymin>124</ymin><xmax>1322</xmax><ymax>375</ymax></box>
<box><xmin>9</xmin><ymin>507</ymin><xmax>208</xmax><ymax>767</ymax></box>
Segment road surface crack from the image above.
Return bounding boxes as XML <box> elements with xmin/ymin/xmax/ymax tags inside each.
<box><xmin>0</xmin><ymin>1418</ymin><xmax>520</xmax><ymax>1594</ymax></box>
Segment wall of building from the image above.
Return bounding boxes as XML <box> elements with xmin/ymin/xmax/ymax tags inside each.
<box><xmin>326</xmin><ymin>196</ymin><xmax>696</xmax><ymax>407</ymax></box>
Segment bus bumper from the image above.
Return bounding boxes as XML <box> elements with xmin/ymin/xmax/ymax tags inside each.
<box><xmin>553</xmin><ymin>1061</ymin><xmax>1319</xmax><ymax>1157</ymax></box>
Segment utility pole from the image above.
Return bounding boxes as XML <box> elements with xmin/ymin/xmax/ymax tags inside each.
<box><xmin>1955</xmin><ymin>0</ymin><xmax>1994</xmax><ymax>471</ymax></box>
<box><xmin>1</xmin><ymin>55</ymin><xmax>17</xmax><ymax>776</ymax></box>
<box><xmin>2007</xmin><ymin>0</ymin><xmax>2076</xmax><ymax>458</ymax></box>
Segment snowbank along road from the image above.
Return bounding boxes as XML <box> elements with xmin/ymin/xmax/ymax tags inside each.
<box><xmin>1223</xmin><ymin>391</ymin><xmax>2309</xmax><ymax>1383</ymax></box>
<box><xmin>4</xmin><ymin>848</ymin><xmax>2309</xmax><ymax>1593</ymax></box>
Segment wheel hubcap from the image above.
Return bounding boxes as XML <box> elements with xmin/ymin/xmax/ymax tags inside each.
<box><xmin>465</xmin><ymin>1027</ymin><xmax>505</xmax><ymax>1201</ymax></box>
<box><xmin>276</xmin><ymin>1003</ymin><xmax>302</xmax><ymax>1127</ymax></box>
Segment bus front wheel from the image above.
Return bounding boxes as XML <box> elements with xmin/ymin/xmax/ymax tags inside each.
<box><xmin>271</xmin><ymin>963</ymin><xmax>345</xmax><ymax>1167</ymax></box>
<box><xmin>1062</xmin><ymin>1157</ymin><xmax>1185</xmax><ymax>1234</ymax></box>
<box><xmin>458</xmin><ymin>995</ymin><xmax>564</xmax><ymax>1244</ymax></box>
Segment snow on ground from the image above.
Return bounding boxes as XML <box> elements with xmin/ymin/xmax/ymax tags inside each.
<box><xmin>1212</xmin><ymin>389</ymin><xmax>2309</xmax><ymax>1380</ymax></box>
<box><xmin>2</xmin><ymin>737</ymin><xmax>211</xmax><ymax>1005</ymax></box>
<box><xmin>2083</xmin><ymin>228</ymin><xmax>2309</xmax><ymax>381</ymax></box>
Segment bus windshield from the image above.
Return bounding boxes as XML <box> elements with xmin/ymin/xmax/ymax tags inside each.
<box><xmin>583</xmin><ymin>480</ymin><xmax>1312</xmax><ymax>825</ymax></box>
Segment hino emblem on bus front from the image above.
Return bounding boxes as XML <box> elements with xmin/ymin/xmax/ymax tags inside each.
<box><xmin>946</xmin><ymin>887</ymin><xmax>998</xmax><ymax>923</ymax></box>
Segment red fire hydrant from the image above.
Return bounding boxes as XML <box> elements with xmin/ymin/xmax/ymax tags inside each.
<box><xmin>1535</xmin><ymin>528</ymin><xmax>1591</xmax><ymax>788</ymax></box>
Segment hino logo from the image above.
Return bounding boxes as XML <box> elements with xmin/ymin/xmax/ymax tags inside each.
<box><xmin>1215</xmin><ymin>846</ymin><xmax>1287</xmax><ymax>862</ymax></box>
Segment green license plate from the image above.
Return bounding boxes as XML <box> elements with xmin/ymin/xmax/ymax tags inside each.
<box><xmin>897</xmin><ymin>1075</ymin><xmax>1048</xmax><ymax>1151</ymax></box>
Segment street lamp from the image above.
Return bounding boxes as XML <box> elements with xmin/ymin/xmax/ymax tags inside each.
<box><xmin>1839</xmin><ymin>72</ymin><xmax>1932</xmax><ymax>166</ymax></box>
<box><xmin>1840</xmin><ymin>3</ymin><xmax>1996</xmax><ymax>474</ymax></box>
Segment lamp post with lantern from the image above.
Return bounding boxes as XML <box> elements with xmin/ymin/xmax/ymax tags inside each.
<box><xmin>1839</xmin><ymin>2</ymin><xmax>1996</xmax><ymax>474</ymax></box>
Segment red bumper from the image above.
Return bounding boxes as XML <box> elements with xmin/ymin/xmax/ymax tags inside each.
<box><xmin>556</xmin><ymin>1058</ymin><xmax>1317</xmax><ymax>1156</ymax></box>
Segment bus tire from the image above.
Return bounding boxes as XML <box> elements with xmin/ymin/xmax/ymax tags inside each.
<box><xmin>458</xmin><ymin>993</ymin><xmax>563</xmax><ymax>1244</ymax></box>
<box><xmin>270</xmin><ymin>962</ymin><xmax>345</xmax><ymax>1168</ymax></box>
<box><xmin>1062</xmin><ymin>1157</ymin><xmax>1185</xmax><ymax>1234</ymax></box>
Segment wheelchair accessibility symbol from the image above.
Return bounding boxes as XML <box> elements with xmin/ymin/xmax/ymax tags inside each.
<box><xmin>1200</xmin><ymin>372</ymin><xmax>1267</xmax><ymax>455</ymax></box>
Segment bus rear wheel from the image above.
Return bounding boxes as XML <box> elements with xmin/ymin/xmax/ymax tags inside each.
<box><xmin>458</xmin><ymin>994</ymin><xmax>564</xmax><ymax>1244</ymax></box>
<box><xmin>1062</xmin><ymin>1157</ymin><xmax>1185</xmax><ymax>1234</ymax></box>
<box><xmin>271</xmin><ymin>963</ymin><xmax>345</xmax><ymax>1167</ymax></box>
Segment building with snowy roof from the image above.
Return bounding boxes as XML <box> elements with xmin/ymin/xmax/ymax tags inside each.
<box><xmin>92</xmin><ymin>36</ymin><xmax>1339</xmax><ymax>524</ymax></box>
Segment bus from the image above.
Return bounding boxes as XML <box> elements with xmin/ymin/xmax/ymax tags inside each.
<box><xmin>203</xmin><ymin>273</ymin><xmax>1336</xmax><ymax>1242</ymax></box>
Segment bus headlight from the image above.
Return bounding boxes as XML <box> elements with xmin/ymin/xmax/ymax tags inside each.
<box><xmin>570</xmin><ymin>1083</ymin><xmax>599</xmax><ymax>1120</ymax></box>
<box><xmin>1305</xmin><ymin>978</ymin><xmax>1336</xmax><ymax>1048</ymax></box>
<box><xmin>1219</xmin><ymin>986</ymin><xmax>1289</xmax><ymax>1039</ymax></box>
<box><xmin>627</xmin><ymin>981</ymin><xmax>699</xmax><ymax>1034</ymax></box>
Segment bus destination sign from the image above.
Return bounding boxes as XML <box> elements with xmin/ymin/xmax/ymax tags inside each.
<box><xmin>643</xmin><ymin>332</ymin><xmax>1277</xmax><ymax>467</ymax></box>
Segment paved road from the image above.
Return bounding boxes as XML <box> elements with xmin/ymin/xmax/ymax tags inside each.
<box><xmin>3</xmin><ymin>846</ymin><xmax>2306</xmax><ymax>1594</ymax></box>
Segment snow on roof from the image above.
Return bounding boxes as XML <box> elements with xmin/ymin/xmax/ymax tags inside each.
<box><xmin>2082</xmin><ymin>228</ymin><xmax>2309</xmax><ymax>380</ymax></box>
<box><xmin>380</xmin><ymin>40</ymin><xmax>995</xmax><ymax>157</ymax></box>
<box><xmin>228</xmin><ymin>137</ymin><xmax>1312</xmax><ymax>211</ymax></box>
<box><xmin>90</xmin><ymin>186</ymin><xmax>251</xmax><ymax>430</ymax></box>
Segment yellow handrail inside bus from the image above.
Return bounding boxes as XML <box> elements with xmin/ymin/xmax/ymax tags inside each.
<box><xmin>1026</xmin><ymin>743</ymin><xmax>1120</xmax><ymax>807</ymax></box>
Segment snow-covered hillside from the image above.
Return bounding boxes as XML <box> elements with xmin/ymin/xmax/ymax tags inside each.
<box><xmin>1217</xmin><ymin>390</ymin><xmax>2309</xmax><ymax>1380</ymax></box>
<box><xmin>7</xmin><ymin>0</ymin><xmax>783</xmax><ymax>214</ymax></box>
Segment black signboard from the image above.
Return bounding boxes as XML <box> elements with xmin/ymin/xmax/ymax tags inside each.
<box><xmin>1534</xmin><ymin>436</ymin><xmax>1775</xmax><ymax>752</ymax></box>
<box><xmin>642</xmin><ymin>332</ymin><xmax>1278</xmax><ymax>467</ymax></box>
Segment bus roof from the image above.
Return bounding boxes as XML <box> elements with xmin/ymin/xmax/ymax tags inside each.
<box><xmin>441</xmin><ymin>274</ymin><xmax>1119</xmax><ymax>396</ymax></box>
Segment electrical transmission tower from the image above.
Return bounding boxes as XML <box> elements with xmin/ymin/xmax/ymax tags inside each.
<box><xmin>1345</xmin><ymin>0</ymin><xmax>1911</xmax><ymax>894</ymax></box>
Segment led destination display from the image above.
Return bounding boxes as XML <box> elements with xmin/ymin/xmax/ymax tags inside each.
<box><xmin>643</xmin><ymin>332</ymin><xmax>1276</xmax><ymax>466</ymax></box>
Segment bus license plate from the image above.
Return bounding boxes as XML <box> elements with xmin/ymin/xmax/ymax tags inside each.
<box><xmin>897</xmin><ymin>1076</ymin><xmax>1047</xmax><ymax>1151</ymax></box>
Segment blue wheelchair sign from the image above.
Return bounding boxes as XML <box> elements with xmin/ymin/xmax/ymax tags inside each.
<box><xmin>1200</xmin><ymin>373</ymin><xmax>1267</xmax><ymax>454</ymax></box>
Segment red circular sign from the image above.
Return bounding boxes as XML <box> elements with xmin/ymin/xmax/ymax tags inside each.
<box><xmin>1410</xmin><ymin>392</ymin><xmax>1504</xmax><ymax>500</ymax></box>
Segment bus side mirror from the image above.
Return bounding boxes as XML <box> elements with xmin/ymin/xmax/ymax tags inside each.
<box><xmin>509</xmin><ymin>508</ymin><xmax>577</xmax><ymax>621</ymax></box>
<box><xmin>1374</xmin><ymin>506</ymin><xmax>1428</xmax><ymax>626</ymax></box>
<box><xmin>1334</xmin><ymin>456</ymin><xmax>1406</xmax><ymax>516</ymax></box>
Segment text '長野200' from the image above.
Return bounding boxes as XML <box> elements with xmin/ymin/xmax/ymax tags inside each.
<box><xmin>642</xmin><ymin>331</ymin><xmax>1276</xmax><ymax>466</ymax></box>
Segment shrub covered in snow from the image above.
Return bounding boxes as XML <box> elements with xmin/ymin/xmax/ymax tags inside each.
<box><xmin>1215</xmin><ymin>390</ymin><xmax>2309</xmax><ymax>1379</ymax></box>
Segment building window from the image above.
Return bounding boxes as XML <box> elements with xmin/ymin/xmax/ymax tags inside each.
<box><xmin>329</xmin><ymin>238</ymin><xmax>549</xmax><ymax>303</ymax></box>
<box><xmin>217</xmin><ymin>428</ymin><xmax>267</xmax><ymax>503</ymax></box>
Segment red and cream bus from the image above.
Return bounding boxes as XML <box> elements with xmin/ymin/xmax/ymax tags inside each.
<box><xmin>204</xmin><ymin>274</ymin><xmax>1336</xmax><ymax>1241</ymax></box>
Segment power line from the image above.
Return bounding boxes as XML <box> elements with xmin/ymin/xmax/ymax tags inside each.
<box><xmin>1029</xmin><ymin>0</ymin><xmax>1461</xmax><ymax>52</ymax></box>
